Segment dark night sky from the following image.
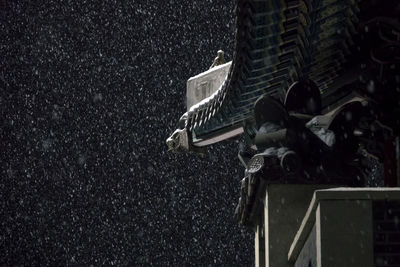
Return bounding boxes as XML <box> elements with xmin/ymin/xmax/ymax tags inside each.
<box><xmin>1</xmin><ymin>0</ymin><xmax>254</xmax><ymax>266</ymax></box>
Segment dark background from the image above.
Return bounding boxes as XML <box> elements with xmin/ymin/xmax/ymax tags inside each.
<box><xmin>1</xmin><ymin>0</ymin><xmax>254</xmax><ymax>266</ymax></box>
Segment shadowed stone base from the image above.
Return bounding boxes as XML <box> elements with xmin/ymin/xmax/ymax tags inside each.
<box><xmin>255</xmin><ymin>184</ymin><xmax>336</xmax><ymax>267</ymax></box>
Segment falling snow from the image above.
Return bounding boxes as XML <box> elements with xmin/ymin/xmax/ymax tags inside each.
<box><xmin>1</xmin><ymin>1</ymin><xmax>253</xmax><ymax>266</ymax></box>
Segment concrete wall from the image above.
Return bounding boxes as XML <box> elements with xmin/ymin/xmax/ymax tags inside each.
<box><xmin>255</xmin><ymin>224</ymin><xmax>265</xmax><ymax>267</ymax></box>
<box><xmin>294</xmin><ymin>224</ymin><xmax>317</xmax><ymax>267</ymax></box>
<box><xmin>373</xmin><ymin>200</ymin><xmax>400</xmax><ymax>267</ymax></box>
<box><xmin>255</xmin><ymin>186</ymin><xmax>400</xmax><ymax>267</ymax></box>
<box><xmin>288</xmin><ymin>188</ymin><xmax>400</xmax><ymax>267</ymax></box>
<box><xmin>257</xmin><ymin>184</ymin><xmax>335</xmax><ymax>267</ymax></box>
<box><xmin>291</xmin><ymin>199</ymin><xmax>374</xmax><ymax>267</ymax></box>
<box><xmin>316</xmin><ymin>200</ymin><xmax>373</xmax><ymax>267</ymax></box>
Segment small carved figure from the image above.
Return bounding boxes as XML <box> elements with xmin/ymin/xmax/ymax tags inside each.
<box><xmin>209</xmin><ymin>50</ymin><xmax>226</xmax><ymax>69</ymax></box>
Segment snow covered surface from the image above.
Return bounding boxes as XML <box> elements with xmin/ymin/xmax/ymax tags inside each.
<box><xmin>186</xmin><ymin>61</ymin><xmax>231</xmax><ymax>110</ymax></box>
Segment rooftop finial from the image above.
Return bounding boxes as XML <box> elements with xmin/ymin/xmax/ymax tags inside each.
<box><xmin>209</xmin><ymin>50</ymin><xmax>226</xmax><ymax>69</ymax></box>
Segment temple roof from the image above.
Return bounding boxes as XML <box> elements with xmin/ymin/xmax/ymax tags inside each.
<box><xmin>167</xmin><ymin>0</ymin><xmax>400</xmax><ymax>153</ymax></box>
